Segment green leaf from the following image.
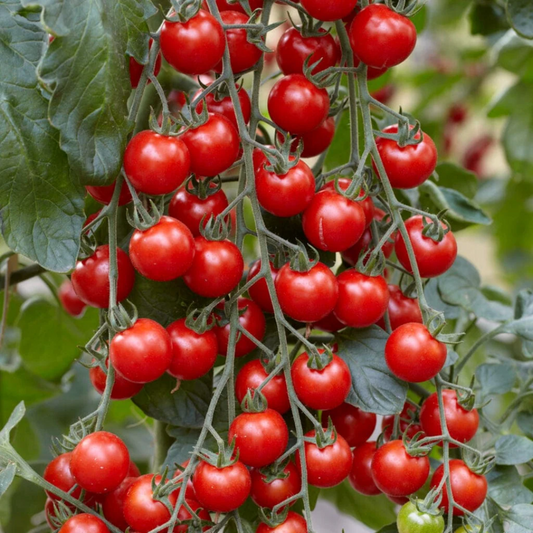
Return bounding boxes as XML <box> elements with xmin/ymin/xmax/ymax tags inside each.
<box><xmin>324</xmin><ymin>112</ymin><xmax>351</xmax><ymax>171</ymax></box>
<box><xmin>338</xmin><ymin>326</ymin><xmax>408</xmax><ymax>416</ymax></box>
<box><xmin>518</xmin><ymin>411</ymin><xmax>533</xmax><ymax>438</ymax></box>
<box><xmin>0</xmin><ymin>1</ymin><xmax>85</xmax><ymax>272</ymax></box>
<box><xmin>487</xmin><ymin>465</ymin><xmax>533</xmax><ymax>506</ymax></box>
<box><xmin>375</xmin><ymin>524</ymin><xmax>399</xmax><ymax>533</ymax></box>
<box><xmin>424</xmin><ymin>279</ymin><xmax>461</xmax><ymax>320</ymax></box>
<box><xmin>434</xmin><ymin>162</ymin><xmax>478</xmax><ymax>199</ymax></box>
<box><xmin>475</xmin><ymin>363</ymin><xmax>516</xmax><ymax>404</ymax></box>
<box><xmin>502</xmin><ymin>504</ymin><xmax>533</xmax><ymax>533</ymax></box>
<box><xmin>507</xmin><ymin>0</ymin><xmax>533</xmax><ymax>39</ymax></box>
<box><xmin>495</xmin><ymin>33</ymin><xmax>533</xmax><ymax>81</ymax></box>
<box><xmin>495</xmin><ymin>435</ymin><xmax>533</xmax><ymax>465</ymax></box>
<box><xmin>22</xmin><ymin>0</ymin><xmax>156</xmax><ymax>185</ymax></box>
<box><xmin>164</xmin><ymin>426</ymin><xmax>201</xmax><ymax>468</ymax></box>
<box><xmin>0</xmin><ymin>403</ymin><xmax>25</xmax><ymax>444</ymax></box>
<box><xmin>411</xmin><ymin>5</ymin><xmax>427</xmax><ymax>34</ymax></box>
<box><xmin>470</xmin><ymin>1</ymin><xmax>509</xmax><ymax>36</ymax></box>
<box><xmin>503</xmin><ymin>291</ymin><xmax>533</xmax><ymax>341</ymax></box>
<box><xmin>0</xmin><ymin>464</ymin><xmax>16</xmax><ymax>499</ymax></box>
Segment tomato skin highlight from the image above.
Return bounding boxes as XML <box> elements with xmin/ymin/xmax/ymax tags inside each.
<box><xmin>322</xmin><ymin>403</ymin><xmax>377</xmax><ymax>447</ymax></box>
<box><xmin>396</xmin><ymin>501</ymin><xmax>445</xmax><ymax>533</ymax></box>
<box><xmin>58</xmin><ymin>514</ymin><xmax>110</xmax><ymax>533</ymax></box>
<box><xmin>58</xmin><ymin>279</ymin><xmax>86</xmax><ymax>317</ymax></box>
<box><xmin>348</xmin><ymin>441</ymin><xmax>381</xmax><ymax>496</ymax></box>
<box><xmin>256</xmin><ymin>512</ymin><xmax>308</xmax><ymax>533</ymax></box>
<box><xmin>250</xmin><ymin>462</ymin><xmax>301</xmax><ymax>508</ymax></box>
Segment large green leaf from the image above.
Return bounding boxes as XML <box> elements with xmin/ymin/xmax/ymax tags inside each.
<box><xmin>433</xmin><ymin>162</ymin><xmax>478</xmax><ymax>199</ymax></box>
<box><xmin>495</xmin><ymin>435</ymin><xmax>533</xmax><ymax>465</ymax></box>
<box><xmin>507</xmin><ymin>0</ymin><xmax>533</xmax><ymax>39</ymax></box>
<box><xmin>495</xmin><ymin>32</ymin><xmax>533</xmax><ymax>81</ymax></box>
<box><xmin>0</xmin><ymin>1</ymin><xmax>85</xmax><ymax>272</ymax></box>
<box><xmin>475</xmin><ymin>363</ymin><xmax>516</xmax><ymax>404</ymax></box>
<box><xmin>487</xmin><ymin>466</ymin><xmax>533</xmax><ymax>506</ymax></box>
<box><xmin>502</xmin><ymin>504</ymin><xmax>533</xmax><ymax>533</ymax></box>
<box><xmin>470</xmin><ymin>1</ymin><xmax>509</xmax><ymax>36</ymax></box>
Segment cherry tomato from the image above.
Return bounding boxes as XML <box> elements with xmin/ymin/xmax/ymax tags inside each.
<box><xmin>250</xmin><ymin>462</ymin><xmax>301</xmax><ymax>508</ymax></box>
<box><xmin>276</xmin><ymin>27</ymin><xmax>340</xmax><ymax>75</ymax></box>
<box><xmin>236</xmin><ymin>359</ymin><xmax>290</xmax><ymax>414</ymax></box>
<box><xmin>183</xmin><ymin>237</ymin><xmax>244</xmax><ymax>297</ymax></box>
<box><xmin>371</xmin><ymin>440</ymin><xmax>430</xmax><ymax>496</ymax></box>
<box><xmin>102</xmin><ymin>477</ymin><xmax>137</xmax><ymax>531</ymax></box>
<box><xmin>58</xmin><ymin>279</ymin><xmax>86</xmax><ymax>317</ymax></box>
<box><xmin>110</xmin><ymin>318</ymin><xmax>173</xmax><ymax>384</ymax></box>
<box><xmin>58</xmin><ymin>514</ymin><xmax>109</xmax><ymax>533</ymax></box>
<box><xmin>275</xmin><ymin>262</ymin><xmax>338</xmax><ymax>323</ymax></box>
<box><xmin>161</xmin><ymin>10</ymin><xmax>225</xmax><ymax>75</ymax></box>
<box><xmin>247</xmin><ymin>260</ymin><xmax>279</xmax><ymax>313</ymax></box>
<box><xmin>216</xmin><ymin>0</ymin><xmax>263</xmax><ymax>13</ymax></box>
<box><xmin>166</xmin><ymin>318</ymin><xmax>218</xmax><ymax>380</ymax></box>
<box><xmin>349</xmin><ymin>4</ymin><xmax>417</xmax><ymax>68</ymax></box>
<box><xmin>193</xmin><ymin>460</ymin><xmax>251</xmax><ymax>513</ymax></box>
<box><xmin>129</xmin><ymin>39</ymin><xmax>162</xmax><ymax>89</ymax></box>
<box><xmin>334</xmin><ymin>270</ymin><xmax>389</xmax><ymax>328</ymax></box>
<box><xmin>123</xmin><ymin>130</ymin><xmax>191</xmax><ymax>196</ymax></box>
<box><xmin>44</xmin><ymin>452</ymin><xmax>83</xmax><ymax>501</ymax></box>
<box><xmin>314</xmin><ymin>311</ymin><xmax>345</xmax><ymax>333</ymax></box>
<box><xmin>394</xmin><ymin>216</ymin><xmax>458</xmax><ymax>278</ymax></box>
<box><xmin>292</xmin><ymin>350</ymin><xmax>351</xmax><ymax>411</ymax></box>
<box><xmin>228</xmin><ymin>409</ymin><xmax>289</xmax><ymax>467</ymax></box>
<box><xmin>89</xmin><ymin>361</ymin><xmax>144</xmax><ymax>400</ymax></box>
<box><xmin>430</xmin><ymin>459</ymin><xmax>487</xmax><ymax>515</ymax></box>
<box><xmin>172</xmin><ymin>459</ymin><xmax>196</xmax><ymax>501</ymax></box>
<box><xmin>382</xmin><ymin>402</ymin><xmax>423</xmax><ymax>442</ymax></box>
<box><xmin>348</xmin><ymin>441</ymin><xmax>381</xmax><ymax>496</ymax></box>
<box><xmin>182</xmin><ymin>113</ymin><xmax>240</xmax><ymax>177</ymax></box>
<box><xmin>301</xmin><ymin>0</ymin><xmax>358</xmax><ymax>21</ymax></box>
<box><xmin>214</xmin><ymin>297</ymin><xmax>266</xmax><ymax>358</ymax></box>
<box><xmin>297</xmin><ymin>430</ymin><xmax>353</xmax><ymax>488</ymax></box>
<box><xmin>385</xmin><ymin>322</ymin><xmax>447</xmax><ymax>383</ymax></box>
<box><xmin>375</xmin><ymin>125</ymin><xmax>438</xmax><ymax>189</ymax></box>
<box><xmin>420</xmin><ymin>389</ymin><xmax>479</xmax><ymax>446</ymax></box>
<box><xmin>71</xmin><ymin>245</ymin><xmax>135</xmax><ymax>309</ymax></box>
<box><xmin>322</xmin><ymin>403</ymin><xmax>376</xmax><ymax>447</ymax></box>
<box><xmin>70</xmin><ymin>431</ymin><xmax>130</xmax><ymax>494</ymax></box>
<box><xmin>128</xmin><ymin>461</ymin><xmax>141</xmax><ymax>477</ymax></box>
<box><xmin>256</xmin><ymin>512</ymin><xmax>308</xmax><ymax>533</ymax></box>
<box><xmin>86</xmin><ymin>181</ymin><xmax>132</xmax><ymax>206</ymax></box>
<box><xmin>377</xmin><ymin>285</ymin><xmax>422</xmax><ymax>331</ymax></box>
<box><xmin>44</xmin><ymin>498</ymin><xmax>59</xmax><ymax>529</ymax></box>
<box><xmin>268</xmin><ymin>74</ymin><xmax>330</xmax><ymax>135</ymax></box>
<box><xmin>303</xmin><ymin>190</ymin><xmax>366</xmax><ymax>252</ymax></box>
<box><xmin>321</xmin><ymin>178</ymin><xmax>375</xmax><ymax>226</ymax></box>
<box><xmin>297</xmin><ymin>116</ymin><xmax>336</xmax><ymax>158</ymax></box>
<box><xmin>256</xmin><ymin>158</ymin><xmax>315</xmax><ymax>217</ymax></box>
<box><xmin>123</xmin><ymin>474</ymin><xmax>178</xmax><ymax>533</ymax></box>
<box><xmin>397</xmin><ymin>501</ymin><xmax>445</xmax><ymax>533</ymax></box>
<box><xmin>353</xmin><ymin>55</ymin><xmax>389</xmax><ymax>79</ymax></box>
<box><xmin>175</xmin><ymin>499</ymin><xmax>211</xmax><ymax>532</ymax></box>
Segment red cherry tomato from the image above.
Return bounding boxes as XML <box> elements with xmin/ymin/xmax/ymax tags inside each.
<box><xmin>194</xmin><ymin>85</ymin><xmax>252</xmax><ymax>130</ymax></box>
<box><xmin>334</xmin><ymin>270</ymin><xmax>389</xmax><ymax>328</ymax></box>
<box><xmin>349</xmin><ymin>4</ymin><xmax>417</xmax><ymax>68</ymax></box>
<box><xmin>183</xmin><ymin>237</ymin><xmax>244</xmax><ymax>298</ymax></box>
<box><xmin>89</xmin><ymin>362</ymin><xmax>144</xmax><ymax>400</ymax></box>
<box><xmin>322</xmin><ymin>403</ymin><xmax>376</xmax><ymax>447</ymax></box>
<box><xmin>128</xmin><ymin>461</ymin><xmax>141</xmax><ymax>477</ymax></box>
<box><xmin>256</xmin><ymin>512</ymin><xmax>307</xmax><ymax>533</ymax></box>
<box><xmin>166</xmin><ymin>318</ymin><xmax>218</xmax><ymax>380</ymax></box>
<box><xmin>250</xmin><ymin>462</ymin><xmax>301</xmax><ymax>509</ymax></box>
<box><xmin>182</xmin><ymin>113</ymin><xmax>240</xmax><ymax>177</ymax></box>
<box><xmin>110</xmin><ymin>318</ymin><xmax>173</xmax><ymax>384</ymax></box>
<box><xmin>123</xmin><ymin>130</ymin><xmax>191</xmax><ymax>196</ymax></box>
<box><xmin>298</xmin><ymin>116</ymin><xmax>336</xmax><ymax>158</ymax></box>
<box><xmin>129</xmin><ymin>39</ymin><xmax>162</xmax><ymax>89</ymax></box>
<box><xmin>58</xmin><ymin>514</ymin><xmax>109</xmax><ymax>533</ymax></box>
<box><xmin>381</xmin><ymin>402</ymin><xmax>423</xmax><ymax>442</ymax></box>
<box><xmin>276</xmin><ymin>27</ymin><xmax>340</xmax><ymax>75</ymax></box>
<box><xmin>44</xmin><ymin>452</ymin><xmax>82</xmax><ymax>501</ymax></box>
<box><xmin>275</xmin><ymin>262</ymin><xmax>338</xmax><ymax>323</ymax></box>
<box><xmin>70</xmin><ymin>431</ymin><xmax>130</xmax><ymax>494</ymax></box>
<box><xmin>216</xmin><ymin>0</ymin><xmax>263</xmax><ymax>13</ymax></box>
<box><xmin>247</xmin><ymin>260</ymin><xmax>279</xmax><ymax>313</ymax></box>
<box><xmin>430</xmin><ymin>459</ymin><xmax>487</xmax><ymax>515</ymax></box>
<box><xmin>292</xmin><ymin>350</ymin><xmax>351</xmax><ymax>411</ymax></box>
<box><xmin>71</xmin><ymin>245</ymin><xmax>135</xmax><ymax>309</ymax></box>
<box><xmin>172</xmin><ymin>459</ymin><xmax>197</xmax><ymax>500</ymax></box>
<box><xmin>395</xmin><ymin>216</ymin><xmax>458</xmax><ymax>278</ymax></box>
<box><xmin>348</xmin><ymin>441</ymin><xmax>381</xmax><ymax>496</ymax></box>
<box><xmin>228</xmin><ymin>409</ymin><xmax>289</xmax><ymax>467</ymax></box>
<box><xmin>236</xmin><ymin>359</ymin><xmax>290</xmax><ymax>414</ymax></box>
<box><xmin>256</xmin><ymin>158</ymin><xmax>315</xmax><ymax>217</ymax></box>
<box><xmin>58</xmin><ymin>279</ymin><xmax>86</xmax><ymax>317</ymax></box>
<box><xmin>375</xmin><ymin>125</ymin><xmax>438</xmax><ymax>189</ymax></box>
<box><xmin>371</xmin><ymin>440</ymin><xmax>429</xmax><ymax>496</ymax></box>
<box><xmin>268</xmin><ymin>74</ymin><xmax>330</xmax><ymax>135</ymax></box>
<box><xmin>301</xmin><ymin>0</ymin><xmax>358</xmax><ymax>21</ymax></box>
<box><xmin>420</xmin><ymin>389</ymin><xmax>479</xmax><ymax>446</ymax></box>
<box><xmin>297</xmin><ymin>430</ymin><xmax>353</xmax><ymax>488</ymax></box>
<box><xmin>161</xmin><ymin>11</ymin><xmax>225</xmax><ymax>75</ymax></box>
<box><xmin>377</xmin><ymin>284</ymin><xmax>422</xmax><ymax>331</ymax></box>
<box><xmin>385</xmin><ymin>322</ymin><xmax>447</xmax><ymax>383</ymax></box>
<box><xmin>314</xmin><ymin>311</ymin><xmax>346</xmax><ymax>333</ymax></box>
<box><xmin>102</xmin><ymin>477</ymin><xmax>137</xmax><ymax>531</ymax></box>
<box><xmin>86</xmin><ymin>181</ymin><xmax>132</xmax><ymax>206</ymax></box>
<box><xmin>193</xmin><ymin>460</ymin><xmax>251</xmax><ymax>513</ymax></box>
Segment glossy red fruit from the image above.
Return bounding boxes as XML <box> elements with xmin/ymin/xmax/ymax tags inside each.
<box><xmin>129</xmin><ymin>40</ymin><xmax>162</xmax><ymax>89</ymax></box>
<box><xmin>276</xmin><ymin>27</ymin><xmax>340</xmax><ymax>75</ymax></box>
<box><xmin>193</xmin><ymin>461</ymin><xmax>251</xmax><ymax>513</ymax></box>
<box><xmin>182</xmin><ymin>113</ymin><xmax>240</xmax><ymax>177</ymax></box>
<box><xmin>385</xmin><ymin>323</ymin><xmax>447</xmax><ymax>383</ymax></box>
<box><xmin>322</xmin><ymin>403</ymin><xmax>377</xmax><ymax>447</ymax></box>
<box><xmin>102</xmin><ymin>477</ymin><xmax>137</xmax><ymax>530</ymax></box>
<box><xmin>123</xmin><ymin>130</ymin><xmax>191</xmax><ymax>196</ymax></box>
<box><xmin>58</xmin><ymin>280</ymin><xmax>86</xmax><ymax>317</ymax></box>
<box><xmin>86</xmin><ymin>181</ymin><xmax>132</xmax><ymax>206</ymax></box>
<box><xmin>394</xmin><ymin>216</ymin><xmax>457</xmax><ymax>278</ymax></box>
<box><xmin>297</xmin><ymin>430</ymin><xmax>353</xmax><ymax>488</ymax></box>
<box><xmin>301</xmin><ymin>0</ymin><xmax>358</xmax><ymax>21</ymax></box>
<box><xmin>297</xmin><ymin>116</ymin><xmax>336</xmax><ymax>158</ymax></box>
<box><xmin>348</xmin><ymin>441</ymin><xmax>381</xmax><ymax>496</ymax></box>
<box><xmin>378</xmin><ymin>285</ymin><xmax>422</xmax><ymax>331</ymax></box>
<box><xmin>214</xmin><ymin>298</ymin><xmax>267</xmax><ymax>358</ymax></box>
<box><xmin>236</xmin><ymin>360</ymin><xmax>290</xmax><ymax>414</ymax></box>
<box><xmin>44</xmin><ymin>452</ymin><xmax>82</xmax><ymax>501</ymax></box>
<box><xmin>71</xmin><ymin>431</ymin><xmax>130</xmax><ymax>494</ymax></box>
<box><xmin>172</xmin><ymin>459</ymin><xmax>196</xmax><ymax>500</ymax></box>
<box><xmin>250</xmin><ymin>462</ymin><xmax>301</xmax><ymax>509</ymax></box>
<box><xmin>349</xmin><ymin>4</ymin><xmax>417</xmax><ymax>68</ymax></box>
<box><xmin>228</xmin><ymin>409</ymin><xmax>289</xmax><ymax>467</ymax></box>
<box><xmin>382</xmin><ymin>402</ymin><xmax>423</xmax><ymax>442</ymax></box>
<box><xmin>375</xmin><ymin>125</ymin><xmax>438</xmax><ymax>189</ymax></box>
<box><xmin>275</xmin><ymin>262</ymin><xmax>338</xmax><ymax>323</ymax></box>
<box><xmin>110</xmin><ymin>318</ymin><xmax>173</xmax><ymax>384</ymax></box>
<box><xmin>303</xmin><ymin>190</ymin><xmax>366</xmax><ymax>252</ymax></box>
<box><xmin>166</xmin><ymin>318</ymin><xmax>218</xmax><ymax>380</ymax></box>
<box><xmin>430</xmin><ymin>459</ymin><xmax>487</xmax><ymax>516</ymax></box>
<box><xmin>292</xmin><ymin>351</ymin><xmax>351</xmax><ymax>411</ymax></box>
<box><xmin>314</xmin><ymin>311</ymin><xmax>345</xmax><ymax>333</ymax></box>
<box><xmin>268</xmin><ymin>74</ymin><xmax>330</xmax><ymax>135</ymax></box>
<box><xmin>420</xmin><ymin>390</ymin><xmax>479</xmax><ymax>446</ymax></box>
<box><xmin>353</xmin><ymin>55</ymin><xmax>389</xmax><ymax>80</ymax></box>
<box><xmin>216</xmin><ymin>0</ymin><xmax>263</xmax><ymax>13</ymax></box>
<box><xmin>247</xmin><ymin>260</ymin><xmax>279</xmax><ymax>313</ymax></box>
<box><xmin>256</xmin><ymin>512</ymin><xmax>307</xmax><ymax>533</ymax></box>
<box><xmin>59</xmin><ymin>514</ymin><xmax>110</xmax><ymax>533</ymax></box>
<box><xmin>255</xmin><ymin>159</ymin><xmax>315</xmax><ymax>217</ymax></box>
<box><xmin>71</xmin><ymin>245</ymin><xmax>135</xmax><ymax>309</ymax></box>
<box><xmin>194</xmin><ymin>85</ymin><xmax>252</xmax><ymax>130</ymax></box>
<box><xmin>334</xmin><ymin>270</ymin><xmax>389</xmax><ymax>328</ymax></box>
<box><xmin>89</xmin><ymin>362</ymin><xmax>144</xmax><ymax>400</ymax></box>
<box><xmin>161</xmin><ymin>10</ymin><xmax>225</xmax><ymax>75</ymax></box>
<box><xmin>183</xmin><ymin>237</ymin><xmax>244</xmax><ymax>298</ymax></box>
<box><xmin>371</xmin><ymin>440</ymin><xmax>430</xmax><ymax>497</ymax></box>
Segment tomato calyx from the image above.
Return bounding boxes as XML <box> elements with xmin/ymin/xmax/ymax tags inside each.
<box><xmin>462</xmin><ymin>451</ymin><xmax>495</xmax><ymax>476</ymax></box>
<box><xmin>378</xmin><ymin>119</ymin><xmax>422</xmax><ymax>148</ymax></box>
<box><xmin>385</xmin><ymin>0</ymin><xmax>424</xmax><ymax>17</ymax></box>
<box><xmin>402</xmin><ymin>428</ymin><xmax>433</xmax><ymax>458</ymax></box>
<box><xmin>258</xmin><ymin>459</ymin><xmax>293</xmax><ymax>485</ymax></box>
<box><xmin>200</xmin><ymin>209</ymin><xmax>232</xmax><ymax>240</ymax></box>
<box><xmin>165</xmin><ymin>1</ymin><xmax>202</xmax><ymax>23</ymax></box>
<box><xmin>259</xmin><ymin>505</ymin><xmax>290</xmax><ymax>529</ymax></box>
<box><xmin>185</xmin><ymin>174</ymin><xmax>223</xmax><ymax>201</ymax></box>
<box><xmin>240</xmin><ymin>388</ymin><xmax>268</xmax><ymax>413</ymax></box>
<box><xmin>413</xmin><ymin>493</ymin><xmax>445</xmax><ymax>518</ymax></box>
<box><xmin>234</xmin><ymin>10</ymin><xmax>275</xmax><ymax>54</ymax></box>
<box><xmin>184</xmin><ymin>305</ymin><xmax>218</xmax><ymax>335</ymax></box>
<box><xmin>307</xmin><ymin>420</ymin><xmax>338</xmax><ymax>450</ymax></box>
<box><xmin>306</xmin><ymin>345</ymin><xmax>334</xmax><ymax>371</ymax></box>
<box><xmin>287</xmin><ymin>242</ymin><xmax>320</xmax><ymax>273</ymax></box>
<box><xmin>126</xmin><ymin>190</ymin><xmax>165</xmax><ymax>231</ymax></box>
<box><xmin>107</xmin><ymin>302</ymin><xmax>139</xmax><ymax>334</ymax></box>
<box><xmin>198</xmin><ymin>442</ymin><xmax>239</xmax><ymax>469</ymax></box>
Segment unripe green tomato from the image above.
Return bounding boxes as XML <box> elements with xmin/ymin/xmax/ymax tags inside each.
<box><xmin>397</xmin><ymin>502</ymin><xmax>445</xmax><ymax>533</ymax></box>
